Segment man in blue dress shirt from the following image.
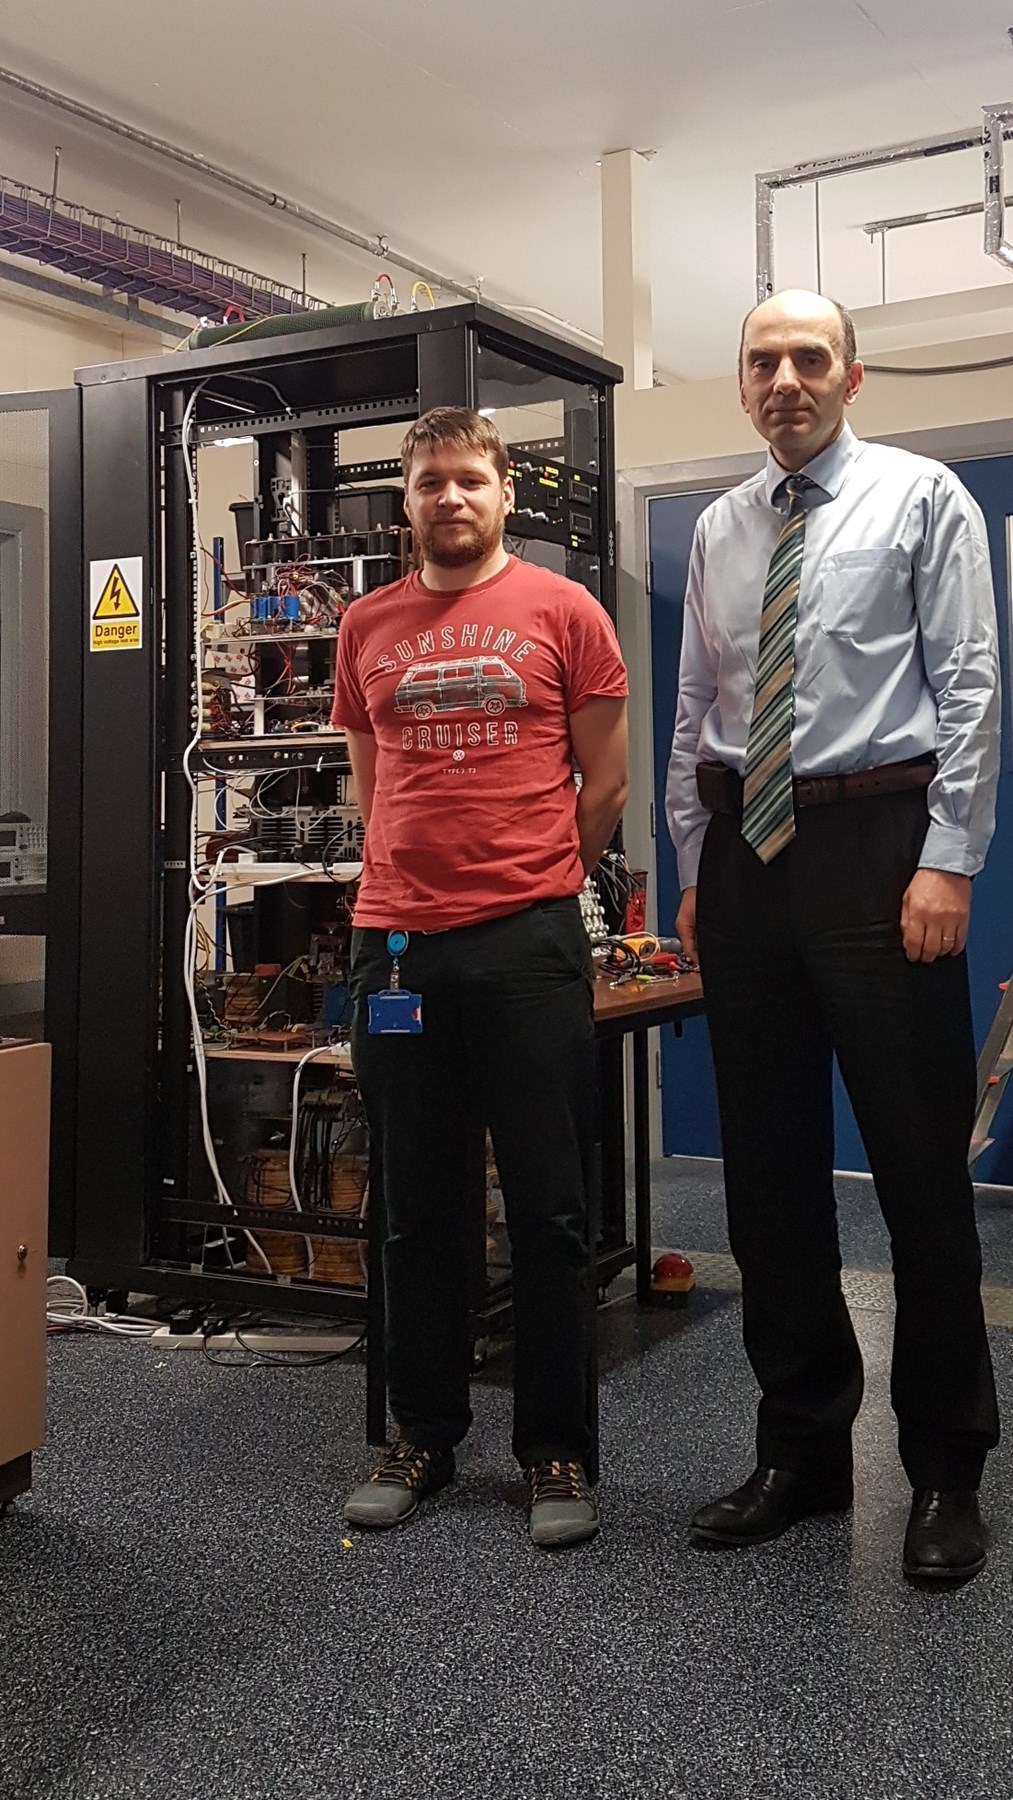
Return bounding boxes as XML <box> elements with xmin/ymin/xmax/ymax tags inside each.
<box><xmin>666</xmin><ymin>289</ymin><xmax>1001</xmax><ymax>1583</ymax></box>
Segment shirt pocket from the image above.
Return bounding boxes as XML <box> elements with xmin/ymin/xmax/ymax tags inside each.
<box><xmin>816</xmin><ymin>547</ymin><xmax>912</xmax><ymax>639</ymax></box>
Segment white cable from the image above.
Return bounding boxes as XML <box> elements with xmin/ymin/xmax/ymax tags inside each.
<box><xmin>184</xmin><ymin>869</ymin><xmax>285</xmax><ymax>1276</ymax></box>
<box><xmin>183</xmin><ymin>391</ymin><xmax>275</xmax><ymax>1273</ymax></box>
<box><xmin>246</xmin><ymin>769</ymin><xmax>291</xmax><ymax>817</ymax></box>
<box><xmin>288</xmin><ymin>1044</ymin><xmax>348</xmax><ymax>1281</ymax></box>
<box><xmin>179</xmin><ymin>398</ymin><xmax>278</xmax><ymax>1279</ymax></box>
<box><xmin>184</xmin><ymin>856</ymin><xmax>326</xmax><ymax>1270</ymax></box>
<box><xmin>179</xmin><ymin>401</ymin><xmax>347</xmax><ymax>1290</ymax></box>
<box><xmin>46</xmin><ymin>1275</ymin><xmax>161</xmax><ymax>1337</ymax></box>
<box><xmin>180</xmin><ymin>381</ymin><xmax>208</xmax><ymax>848</ymax></box>
<box><xmin>47</xmin><ymin>1273</ymin><xmax>89</xmax><ymax>1316</ymax></box>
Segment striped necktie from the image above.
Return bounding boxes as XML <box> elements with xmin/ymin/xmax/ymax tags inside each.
<box><xmin>741</xmin><ymin>474</ymin><xmax>812</xmax><ymax>864</ymax></box>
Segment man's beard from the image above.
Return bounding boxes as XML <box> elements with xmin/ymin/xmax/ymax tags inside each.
<box><xmin>418</xmin><ymin>507</ymin><xmax>505</xmax><ymax>569</ymax></box>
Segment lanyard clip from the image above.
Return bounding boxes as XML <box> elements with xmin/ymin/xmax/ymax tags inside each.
<box><xmin>386</xmin><ymin>929</ymin><xmax>408</xmax><ymax>993</ymax></box>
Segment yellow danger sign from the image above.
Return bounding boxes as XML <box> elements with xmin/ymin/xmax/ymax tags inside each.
<box><xmin>89</xmin><ymin>557</ymin><xmax>143</xmax><ymax>652</ymax></box>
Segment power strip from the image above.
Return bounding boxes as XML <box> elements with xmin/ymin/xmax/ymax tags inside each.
<box><xmin>149</xmin><ymin>1326</ymin><xmax>362</xmax><ymax>1354</ymax></box>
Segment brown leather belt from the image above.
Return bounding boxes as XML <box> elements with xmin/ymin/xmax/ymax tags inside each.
<box><xmin>696</xmin><ymin>755</ymin><xmax>936</xmax><ymax>815</ymax></box>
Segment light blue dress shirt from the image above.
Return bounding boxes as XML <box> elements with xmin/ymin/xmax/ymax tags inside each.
<box><xmin>665</xmin><ymin>423</ymin><xmax>1001</xmax><ymax>888</ymax></box>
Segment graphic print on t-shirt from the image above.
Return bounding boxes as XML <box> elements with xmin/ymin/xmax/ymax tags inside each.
<box><xmin>372</xmin><ymin>616</ymin><xmax>537</xmax><ymax>769</ymax></box>
<box><xmin>393</xmin><ymin>654</ymin><xmax>528</xmax><ymax>721</ymax></box>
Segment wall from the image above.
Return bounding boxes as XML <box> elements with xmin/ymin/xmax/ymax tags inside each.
<box><xmin>615</xmin><ymin>332</ymin><xmax>1013</xmax><ymax>473</ymax></box>
<box><xmin>0</xmin><ymin>277</ymin><xmax>157</xmax><ymax>393</ymax></box>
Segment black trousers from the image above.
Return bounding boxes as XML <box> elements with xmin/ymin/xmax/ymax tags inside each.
<box><xmin>695</xmin><ymin>787</ymin><xmax>999</xmax><ymax>1492</ymax></box>
<box><xmin>350</xmin><ymin>897</ymin><xmax>596</xmax><ymax>1470</ymax></box>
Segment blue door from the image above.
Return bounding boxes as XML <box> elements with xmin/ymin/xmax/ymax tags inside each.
<box><xmin>649</xmin><ymin>455</ymin><xmax>1013</xmax><ymax>1181</ymax></box>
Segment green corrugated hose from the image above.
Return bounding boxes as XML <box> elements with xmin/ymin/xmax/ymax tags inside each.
<box><xmin>184</xmin><ymin>300</ymin><xmax>379</xmax><ymax>351</ymax></box>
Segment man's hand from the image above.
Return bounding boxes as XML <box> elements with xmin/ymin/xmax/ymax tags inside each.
<box><xmin>675</xmin><ymin>886</ymin><xmax>698</xmax><ymax>965</ymax></box>
<box><xmin>900</xmin><ymin>869</ymin><xmax>971</xmax><ymax>963</ymax></box>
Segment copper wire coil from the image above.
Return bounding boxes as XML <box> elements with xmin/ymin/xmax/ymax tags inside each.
<box><xmin>243</xmin><ymin>1148</ymin><xmax>367</xmax><ymax>1286</ymax></box>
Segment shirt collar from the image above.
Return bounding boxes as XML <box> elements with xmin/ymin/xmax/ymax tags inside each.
<box><xmin>763</xmin><ymin>421</ymin><xmax>859</xmax><ymax>509</ymax></box>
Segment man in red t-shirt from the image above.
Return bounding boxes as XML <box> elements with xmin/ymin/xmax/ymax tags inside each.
<box><xmin>336</xmin><ymin>407</ymin><xmax>628</xmax><ymax>1548</ymax></box>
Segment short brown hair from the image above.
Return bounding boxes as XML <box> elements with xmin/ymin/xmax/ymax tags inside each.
<box><xmin>400</xmin><ymin>406</ymin><xmax>510</xmax><ymax>483</ymax></box>
<box><xmin>739</xmin><ymin>296</ymin><xmax>858</xmax><ymax>374</ymax></box>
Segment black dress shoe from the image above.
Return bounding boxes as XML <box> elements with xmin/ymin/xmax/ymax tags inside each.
<box><xmin>903</xmin><ymin>1490</ymin><xmax>987</xmax><ymax>1582</ymax></box>
<box><xmin>690</xmin><ymin>1466</ymin><xmax>854</xmax><ymax>1547</ymax></box>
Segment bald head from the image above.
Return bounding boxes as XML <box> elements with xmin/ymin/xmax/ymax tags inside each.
<box><xmin>738</xmin><ymin>290</ymin><xmax>864</xmax><ymax>471</ymax></box>
<box><xmin>740</xmin><ymin>290</ymin><xmax>857</xmax><ymax>375</ymax></box>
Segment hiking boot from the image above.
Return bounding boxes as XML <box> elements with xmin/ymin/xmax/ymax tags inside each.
<box><xmin>526</xmin><ymin>1460</ymin><xmax>599</xmax><ymax>1549</ymax></box>
<box><xmin>342</xmin><ymin>1440</ymin><xmax>455</xmax><ymax>1530</ymax></box>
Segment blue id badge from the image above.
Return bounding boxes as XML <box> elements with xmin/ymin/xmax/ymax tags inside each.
<box><xmin>368</xmin><ymin>990</ymin><xmax>423</xmax><ymax>1034</ymax></box>
<box><xmin>367</xmin><ymin>930</ymin><xmax>422</xmax><ymax>1033</ymax></box>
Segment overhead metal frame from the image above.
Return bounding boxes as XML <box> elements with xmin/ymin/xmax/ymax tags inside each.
<box><xmin>984</xmin><ymin>103</ymin><xmax>1013</xmax><ymax>277</ymax></box>
<box><xmin>756</xmin><ymin>111</ymin><xmax>1013</xmax><ymax>304</ymax></box>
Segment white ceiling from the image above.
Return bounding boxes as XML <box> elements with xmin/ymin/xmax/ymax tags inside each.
<box><xmin>1</xmin><ymin>0</ymin><xmax>1013</xmax><ymax>378</ymax></box>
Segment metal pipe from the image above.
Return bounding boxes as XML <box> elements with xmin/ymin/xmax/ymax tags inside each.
<box><xmin>47</xmin><ymin>143</ymin><xmax>60</xmax><ymax>235</ymax></box>
<box><xmin>983</xmin><ymin>104</ymin><xmax>1013</xmax><ymax>275</ymax></box>
<box><xmin>862</xmin><ymin>198</ymin><xmax>1006</xmax><ymax>236</ymax></box>
<box><xmin>0</xmin><ymin>62</ymin><xmax>480</xmax><ymax>305</ymax></box>
<box><xmin>756</xmin><ymin>178</ymin><xmax>774</xmax><ymax>301</ymax></box>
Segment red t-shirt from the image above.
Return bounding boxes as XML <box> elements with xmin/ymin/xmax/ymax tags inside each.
<box><xmin>332</xmin><ymin>557</ymin><xmax>628</xmax><ymax>930</ymax></box>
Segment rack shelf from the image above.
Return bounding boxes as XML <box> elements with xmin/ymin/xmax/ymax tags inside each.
<box><xmin>206</xmin><ymin>630</ymin><xmax>341</xmax><ymax>644</ymax></box>
<box><xmin>204</xmin><ymin>1045</ymin><xmax>354</xmax><ymax>1068</ymax></box>
<box><xmin>202</xmin><ymin>860</ymin><xmax>362</xmax><ymax>884</ymax></box>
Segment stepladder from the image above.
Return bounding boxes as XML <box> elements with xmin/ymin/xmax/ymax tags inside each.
<box><xmin>971</xmin><ymin>977</ymin><xmax>1013</xmax><ymax>1167</ymax></box>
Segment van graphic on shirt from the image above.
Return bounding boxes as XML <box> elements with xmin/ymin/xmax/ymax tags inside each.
<box><xmin>393</xmin><ymin>655</ymin><xmax>528</xmax><ymax>721</ymax></box>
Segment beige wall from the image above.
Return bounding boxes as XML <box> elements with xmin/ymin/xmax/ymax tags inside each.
<box><xmin>0</xmin><ymin>279</ymin><xmax>157</xmax><ymax>394</ymax></box>
<box><xmin>616</xmin><ymin>332</ymin><xmax>1013</xmax><ymax>472</ymax></box>
<box><xmin>195</xmin><ymin>441</ymin><xmax>256</xmax><ymax>574</ymax></box>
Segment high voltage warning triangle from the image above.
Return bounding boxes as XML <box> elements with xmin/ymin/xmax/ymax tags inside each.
<box><xmin>94</xmin><ymin>565</ymin><xmax>140</xmax><ymax>620</ymax></box>
<box><xmin>90</xmin><ymin>556</ymin><xmax>143</xmax><ymax>651</ymax></box>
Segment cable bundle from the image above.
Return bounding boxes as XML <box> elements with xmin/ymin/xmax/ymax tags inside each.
<box><xmin>47</xmin><ymin>1275</ymin><xmax>161</xmax><ymax>1337</ymax></box>
<box><xmin>591</xmin><ymin>933</ymin><xmax>696</xmax><ymax>984</ymax></box>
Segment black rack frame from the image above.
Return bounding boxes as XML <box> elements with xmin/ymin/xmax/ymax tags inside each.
<box><xmin>63</xmin><ymin>303</ymin><xmax>625</xmax><ymax>1337</ymax></box>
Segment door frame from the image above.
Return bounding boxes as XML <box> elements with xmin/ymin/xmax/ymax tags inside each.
<box><xmin>0</xmin><ymin>388</ymin><xmax>82</xmax><ymax>1253</ymax></box>
<box><xmin>618</xmin><ymin>417</ymin><xmax>1013</xmax><ymax>1157</ymax></box>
